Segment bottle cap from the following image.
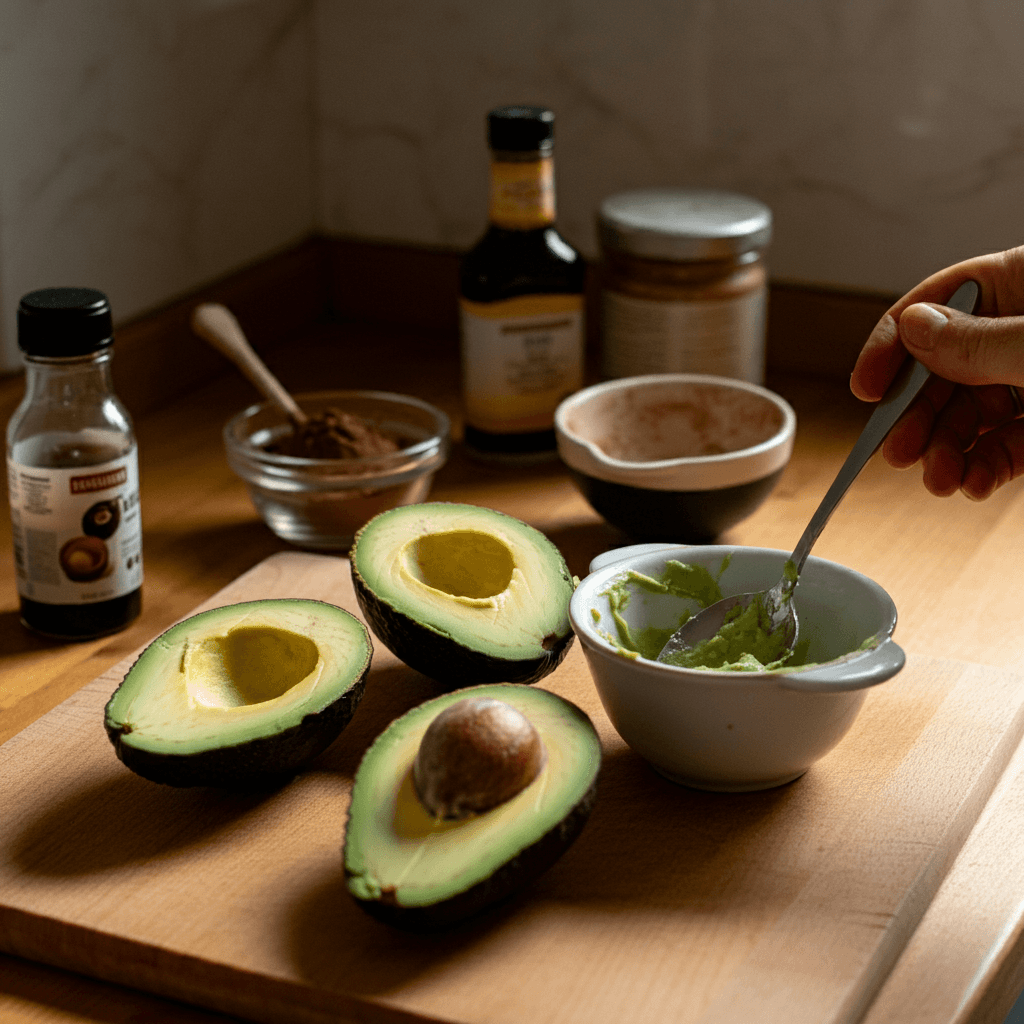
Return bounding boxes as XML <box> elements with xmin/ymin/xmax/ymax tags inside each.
<box><xmin>488</xmin><ymin>106</ymin><xmax>554</xmax><ymax>153</ymax></box>
<box><xmin>17</xmin><ymin>287</ymin><xmax>114</xmax><ymax>357</ymax></box>
<box><xmin>599</xmin><ymin>188</ymin><xmax>772</xmax><ymax>261</ymax></box>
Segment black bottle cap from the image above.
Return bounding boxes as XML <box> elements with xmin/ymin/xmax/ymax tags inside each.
<box><xmin>487</xmin><ymin>106</ymin><xmax>554</xmax><ymax>152</ymax></box>
<box><xmin>18</xmin><ymin>287</ymin><xmax>114</xmax><ymax>357</ymax></box>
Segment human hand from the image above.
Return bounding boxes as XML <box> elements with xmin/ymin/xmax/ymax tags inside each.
<box><xmin>850</xmin><ymin>246</ymin><xmax>1024</xmax><ymax>500</ymax></box>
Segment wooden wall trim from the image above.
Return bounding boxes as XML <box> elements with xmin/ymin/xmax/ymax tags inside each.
<box><xmin>0</xmin><ymin>235</ymin><xmax>898</xmax><ymax>428</ymax></box>
<box><xmin>112</xmin><ymin>237</ymin><xmax>330</xmax><ymax>419</ymax></box>
<box><xmin>0</xmin><ymin>236</ymin><xmax>330</xmax><ymax>430</ymax></box>
<box><xmin>326</xmin><ymin>237</ymin><xmax>897</xmax><ymax>384</ymax></box>
<box><xmin>328</xmin><ymin>237</ymin><xmax>461</xmax><ymax>338</ymax></box>
<box><xmin>766</xmin><ymin>282</ymin><xmax>893</xmax><ymax>382</ymax></box>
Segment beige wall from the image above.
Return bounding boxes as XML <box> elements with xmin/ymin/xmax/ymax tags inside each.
<box><xmin>3</xmin><ymin>0</ymin><xmax>1023</xmax><ymax>371</ymax></box>
<box><xmin>0</xmin><ymin>0</ymin><xmax>316</xmax><ymax>371</ymax></box>
<box><xmin>314</xmin><ymin>0</ymin><xmax>1024</xmax><ymax>293</ymax></box>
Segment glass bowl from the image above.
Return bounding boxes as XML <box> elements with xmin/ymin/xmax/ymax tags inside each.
<box><xmin>224</xmin><ymin>390</ymin><xmax>450</xmax><ymax>551</ymax></box>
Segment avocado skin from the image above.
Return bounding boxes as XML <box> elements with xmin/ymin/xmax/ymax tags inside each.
<box><xmin>344</xmin><ymin>778</ymin><xmax>596</xmax><ymax>931</ymax></box>
<box><xmin>351</xmin><ymin>564</ymin><xmax>574</xmax><ymax>688</ymax></box>
<box><xmin>103</xmin><ymin>598</ymin><xmax>373</xmax><ymax>789</ymax></box>
<box><xmin>104</xmin><ymin>665</ymin><xmax>369</xmax><ymax>789</ymax></box>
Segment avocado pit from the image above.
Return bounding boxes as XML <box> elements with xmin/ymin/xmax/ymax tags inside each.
<box><xmin>413</xmin><ymin>697</ymin><xmax>545</xmax><ymax>820</ymax></box>
<box><xmin>343</xmin><ymin>682</ymin><xmax>601</xmax><ymax>929</ymax></box>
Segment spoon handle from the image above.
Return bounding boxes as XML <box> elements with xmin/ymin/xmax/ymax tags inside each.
<box><xmin>191</xmin><ymin>303</ymin><xmax>308</xmax><ymax>426</ymax></box>
<box><xmin>789</xmin><ymin>278</ymin><xmax>980</xmax><ymax>574</ymax></box>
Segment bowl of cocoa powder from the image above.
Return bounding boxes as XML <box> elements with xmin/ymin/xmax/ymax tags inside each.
<box><xmin>554</xmin><ymin>374</ymin><xmax>795</xmax><ymax>543</ymax></box>
<box><xmin>224</xmin><ymin>390</ymin><xmax>450</xmax><ymax>551</ymax></box>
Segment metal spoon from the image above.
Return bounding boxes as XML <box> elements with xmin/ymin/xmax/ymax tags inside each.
<box><xmin>190</xmin><ymin>302</ymin><xmax>308</xmax><ymax>428</ymax></box>
<box><xmin>657</xmin><ymin>278</ymin><xmax>981</xmax><ymax>666</ymax></box>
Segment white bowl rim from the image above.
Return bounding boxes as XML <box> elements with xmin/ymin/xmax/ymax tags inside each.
<box><xmin>554</xmin><ymin>374</ymin><xmax>797</xmax><ymax>491</ymax></box>
<box><xmin>570</xmin><ymin>544</ymin><xmax>902</xmax><ymax>688</ymax></box>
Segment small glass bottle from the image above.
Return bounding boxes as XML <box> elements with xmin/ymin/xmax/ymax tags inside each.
<box><xmin>459</xmin><ymin>105</ymin><xmax>586</xmax><ymax>463</ymax></box>
<box><xmin>6</xmin><ymin>288</ymin><xmax>143</xmax><ymax>639</ymax></box>
<box><xmin>599</xmin><ymin>188</ymin><xmax>772</xmax><ymax>383</ymax></box>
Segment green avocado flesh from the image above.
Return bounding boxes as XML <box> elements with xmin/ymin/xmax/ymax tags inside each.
<box><xmin>600</xmin><ymin>559</ymin><xmax>728</xmax><ymax>661</ymax></box>
<box><xmin>104</xmin><ymin>599</ymin><xmax>372</xmax><ymax>787</ymax></box>
<box><xmin>659</xmin><ymin>559</ymin><xmax>802</xmax><ymax>671</ymax></box>
<box><xmin>351</xmin><ymin>503</ymin><xmax>576</xmax><ymax>687</ymax></box>
<box><xmin>343</xmin><ymin>683</ymin><xmax>601</xmax><ymax>930</ymax></box>
<box><xmin>661</xmin><ymin>592</ymin><xmax>795</xmax><ymax>671</ymax></box>
<box><xmin>598</xmin><ymin>559</ymin><xmax>815</xmax><ymax>671</ymax></box>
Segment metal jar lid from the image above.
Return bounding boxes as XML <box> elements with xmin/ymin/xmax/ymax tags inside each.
<box><xmin>598</xmin><ymin>188</ymin><xmax>772</xmax><ymax>262</ymax></box>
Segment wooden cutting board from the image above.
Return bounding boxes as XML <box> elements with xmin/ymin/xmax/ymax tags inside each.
<box><xmin>2</xmin><ymin>551</ymin><xmax>1024</xmax><ymax>1024</ymax></box>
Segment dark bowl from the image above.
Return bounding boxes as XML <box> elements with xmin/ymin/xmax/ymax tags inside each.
<box><xmin>554</xmin><ymin>374</ymin><xmax>796</xmax><ymax>542</ymax></box>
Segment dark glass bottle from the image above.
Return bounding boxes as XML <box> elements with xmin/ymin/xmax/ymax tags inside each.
<box><xmin>6</xmin><ymin>288</ymin><xmax>143</xmax><ymax>639</ymax></box>
<box><xmin>459</xmin><ymin>105</ymin><xmax>586</xmax><ymax>462</ymax></box>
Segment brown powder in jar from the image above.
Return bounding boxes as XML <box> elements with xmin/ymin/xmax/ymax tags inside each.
<box><xmin>266</xmin><ymin>409</ymin><xmax>401</xmax><ymax>460</ymax></box>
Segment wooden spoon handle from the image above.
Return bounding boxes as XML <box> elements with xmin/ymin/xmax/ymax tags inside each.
<box><xmin>190</xmin><ymin>303</ymin><xmax>307</xmax><ymax>426</ymax></box>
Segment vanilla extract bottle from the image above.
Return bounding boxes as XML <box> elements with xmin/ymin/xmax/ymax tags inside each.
<box><xmin>460</xmin><ymin>105</ymin><xmax>586</xmax><ymax>462</ymax></box>
<box><xmin>6</xmin><ymin>288</ymin><xmax>143</xmax><ymax>639</ymax></box>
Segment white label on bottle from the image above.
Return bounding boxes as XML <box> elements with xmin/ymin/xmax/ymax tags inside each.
<box><xmin>460</xmin><ymin>294</ymin><xmax>584</xmax><ymax>434</ymax></box>
<box><xmin>7</xmin><ymin>452</ymin><xmax>143</xmax><ymax>606</ymax></box>
<box><xmin>601</xmin><ymin>287</ymin><xmax>767</xmax><ymax>383</ymax></box>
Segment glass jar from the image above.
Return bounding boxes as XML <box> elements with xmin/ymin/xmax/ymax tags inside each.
<box><xmin>598</xmin><ymin>188</ymin><xmax>772</xmax><ymax>383</ymax></box>
<box><xmin>6</xmin><ymin>288</ymin><xmax>143</xmax><ymax>639</ymax></box>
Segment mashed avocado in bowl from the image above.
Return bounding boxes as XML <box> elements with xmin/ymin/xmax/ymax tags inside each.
<box><xmin>597</xmin><ymin>557</ymin><xmax>810</xmax><ymax>671</ymax></box>
<box><xmin>592</xmin><ymin>555</ymin><xmax>879</xmax><ymax>672</ymax></box>
<box><xmin>569</xmin><ymin>544</ymin><xmax>905</xmax><ymax>791</ymax></box>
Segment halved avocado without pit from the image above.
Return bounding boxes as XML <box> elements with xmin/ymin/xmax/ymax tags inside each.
<box><xmin>350</xmin><ymin>503</ymin><xmax>575</xmax><ymax>688</ymax></box>
<box><xmin>104</xmin><ymin>599</ymin><xmax>372</xmax><ymax>788</ymax></box>
<box><xmin>343</xmin><ymin>683</ymin><xmax>601</xmax><ymax>931</ymax></box>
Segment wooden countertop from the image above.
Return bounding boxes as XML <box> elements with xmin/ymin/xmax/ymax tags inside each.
<box><xmin>3</xmin><ymin>318</ymin><xmax>1024</xmax><ymax>1024</ymax></box>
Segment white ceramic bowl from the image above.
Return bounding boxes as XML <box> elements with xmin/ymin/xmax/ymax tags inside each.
<box><xmin>570</xmin><ymin>544</ymin><xmax>905</xmax><ymax>791</ymax></box>
<box><xmin>555</xmin><ymin>374</ymin><xmax>796</xmax><ymax>541</ymax></box>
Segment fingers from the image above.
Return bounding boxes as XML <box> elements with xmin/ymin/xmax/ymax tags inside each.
<box><xmin>885</xmin><ymin>247</ymin><xmax>1024</xmax><ymax>322</ymax></box>
<box><xmin>849</xmin><ymin>245</ymin><xmax>1024</xmax><ymax>402</ymax></box>
<box><xmin>898</xmin><ymin>303</ymin><xmax>1024</xmax><ymax>388</ymax></box>
<box><xmin>884</xmin><ymin>383</ymin><xmax>1024</xmax><ymax>498</ymax></box>
<box><xmin>921</xmin><ymin>435</ymin><xmax>965</xmax><ymax>497</ymax></box>
<box><xmin>849</xmin><ymin>245</ymin><xmax>1024</xmax><ymax>500</ymax></box>
<box><xmin>961</xmin><ymin>418</ymin><xmax>1024</xmax><ymax>500</ymax></box>
<box><xmin>850</xmin><ymin>314</ymin><xmax>906</xmax><ymax>402</ymax></box>
<box><xmin>881</xmin><ymin>376</ymin><xmax>956</xmax><ymax>468</ymax></box>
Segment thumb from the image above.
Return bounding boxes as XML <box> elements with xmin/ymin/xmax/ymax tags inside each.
<box><xmin>899</xmin><ymin>303</ymin><xmax>1024</xmax><ymax>387</ymax></box>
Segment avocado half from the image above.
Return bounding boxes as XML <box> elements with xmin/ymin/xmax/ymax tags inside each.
<box><xmin>343</xmin><ymin>683</ymin><xmax>601</xmax><ymax>930</ymax></box>
<box><xmin>350</xmin><ymin>503</ymin><xmax>575</xmax><ymax>687</ymax></box>
<box><xmin>104</xmin><ymin>599</ymin><xmax>372</xmax><ymax>788</ymax></box>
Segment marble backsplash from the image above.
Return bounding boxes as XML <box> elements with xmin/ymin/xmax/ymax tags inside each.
<box><xmin>0</xmin><ymin>0</ymin><xmax>316</xmax><ymax>372</ymax></box>
<box><xmin>1</xmin><ymin>0</ymin><xmax>1022</xmax><ymax>371</ymax></box>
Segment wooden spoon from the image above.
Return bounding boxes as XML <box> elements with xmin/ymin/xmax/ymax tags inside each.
<box><xmin>190</xmin><ymin>302</ymin><xmax>308</xmax><ymax>428</ymax></box>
